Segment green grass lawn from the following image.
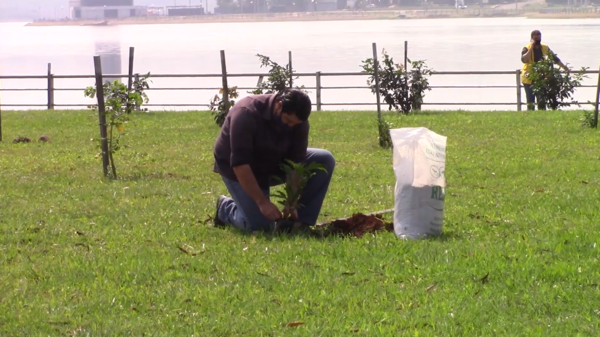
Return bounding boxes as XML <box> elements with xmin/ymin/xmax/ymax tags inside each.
<box><xmin>1</xmin><ymin>109</ymin><xmax>599</xmax><ymax>336</ymax></box>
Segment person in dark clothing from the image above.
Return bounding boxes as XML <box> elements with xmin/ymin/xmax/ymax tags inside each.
<box><xmin>212</xmin><ymin>89</ymin><xmax>335</xmax><ymax>232</ymax></box>
<box><xmin>520</xmin><ymin>30</ymin><xmax>569</xmax><ymax>110</ymax></box>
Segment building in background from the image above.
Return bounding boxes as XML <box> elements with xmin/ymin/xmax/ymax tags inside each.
<box><xmin>166</xmin><ymin>6</ymin><xmax>205</xmax><ymax>16</ymax></box>
<box><xmin>315</xmin><ymin>1</ymin><xmax>338</xmax><ymax>10</ymax></box>
<box><xmin>69</xmin><ymin>0</ymin><xmax>148</xmax><ymax>20</ymax></box>
<box><xmin>147</xmin><ymin>6</ymin><xmax>167</xmax><ymax>16</ymax></box>
<box><xmin>310</xmin><ymin>0</ymin><xmax>348</xmax><ymax>11</ymax></box>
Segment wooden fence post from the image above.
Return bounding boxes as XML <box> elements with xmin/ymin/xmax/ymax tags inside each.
<box><xmin>404</xmin><ymin>40</ymin><xmax>408</xmax><ymax>71</ymax></box>
<box><xmin>316</xmin><ymin>71</ymin><xmax>322</xmax><ymax>111</ymax></box>
<box><xmin>372</xmin><ymin>43</ymin><xmax>382</xmax><ymax>122</ymax></box>
<box><xmin>47</xmin><ymin>63</ymin><xmax>54</xmax><ymax>110</ymax></box>
<box><xmin>127</xmin><ymin>47</ymin><xmax>135</xmax><ymax>113</ymax></box>
<box><xmin>127</xmin><ymin>47</ymin><xmax>135</xmax><ymax>93</ymax></box>
<box><xmin>593</xmin><ymin>66</ymin><xmax>600</xmax><ymax>128</ymax></box>
<box><xmin>516</xmin><ymin>69</ymin><xmax>522</xmax><ymax>112</ymax></box>
<box><xmin>220</xmin><ymin>50</ymin><xmax>230</xmax><ymax>114</ymax></box>
<box><xmin>0</xmin><ymin>69</ymin><xmax>2</xmax><ymax>141</ymax></box>
<box><xmin>93</xmin><ymin>56</ymin><xmax>110</xmax><ymax>177</ymax></box>
<box><xmin>0</xmin><ymin>93</ymin><xmax>2</xmax><ymax>142</ymax></box>
<box><xmin>288</xmin><ymin>51</ymin><xmax>293</xmax><ymax>89</ymax></box>
<box><xmin>0</xmin><ymin>63</ymin><xmax>2</xmax><ymax>141</ymax></box>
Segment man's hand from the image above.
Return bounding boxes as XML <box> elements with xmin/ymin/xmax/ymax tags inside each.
<box><xmin>283</xmin><ymin>206</ymin><xmax>298</xmax><ymax>221</ymax></box>
<box><xmin>233</xmin><ymin>164</ymin><xmax>283</xmax><ymax>221</ymax></box>
<box><xmin>557</xmin><ymin>62</ymin><xmax>569</xmax><ymax>73</ymax></box>
<box><xmin>521</xmin><ymin>45</ymin><xmax>533</xmax><ymax>63</ymax></box>
<box><xmin>259</xmin><ymin>200</ymin><xmax>283</xmax><ymax>221</ymax></box>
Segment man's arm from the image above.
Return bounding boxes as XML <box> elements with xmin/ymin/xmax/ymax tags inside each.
<box><xmin>521</xmin><ymin>46</ymin><xmax>532</xmax><ymax>64</ymax></box>
<box><xmin>549</xmin><ymin>48</ymin><xmax>569</xmax><ymax>71</ymax></box>
<box><xmin>556</xmin><ymin>60</ymin><xmax>569</xmax><ymax>72</ymax></box>
<box><xmin>229</xmin><ymin>108</ymin><xmax>282</xmax><ymax>221</ymax></box>
<box><xmin>232</xmin><ymin>165</ymin><xmax>266</xmax><ymax>202</ymax></box>
<box><xmin>232</xmin><ymin>165</ymin><xmax>282</xmax><ymax>221</ymax></box>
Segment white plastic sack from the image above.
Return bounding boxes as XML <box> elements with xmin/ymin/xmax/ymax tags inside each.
<box><xmin>390</xmin><ymin>127</ymin><xmax>447</xmax><ymax>239</ymax></box>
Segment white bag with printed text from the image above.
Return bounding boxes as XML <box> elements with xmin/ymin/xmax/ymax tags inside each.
<box><xmin>390</xmin><ymin>127</ymin><xmax>447</xmax><ymax>239</ymax></box>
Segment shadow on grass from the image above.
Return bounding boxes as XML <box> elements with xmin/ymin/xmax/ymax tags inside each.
<box><xmin>211</xmin><ymin>222</ymin><xmax>460</xmax><ymax>242</ymax></box>
<box><xmin>211</xmin><ymin>224</ymin><xmax>338</xmax><ymax>241</ymax></box>
<box><xmin>421</xmin><ymin>230</ymin><xmax>460</xmax><ymax>242</ymax></box>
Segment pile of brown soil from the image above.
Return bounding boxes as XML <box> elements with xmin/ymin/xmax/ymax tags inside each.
<box><xmin>325</xmin><ymin>213</ymin><xmax>394</xmax><ymax>238</ymax></box>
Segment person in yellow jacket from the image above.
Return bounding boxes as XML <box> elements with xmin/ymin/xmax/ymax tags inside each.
<box><xmin>521</xmin><ymin>30</ymin><xmax>569</xmax><ymax>110</ymax></box>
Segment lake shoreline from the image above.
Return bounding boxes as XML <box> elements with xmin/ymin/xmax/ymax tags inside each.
<box><xmin>22</xmin><ymin>11</ymin><xmax>600</xmax><ymax>27</ymax></box>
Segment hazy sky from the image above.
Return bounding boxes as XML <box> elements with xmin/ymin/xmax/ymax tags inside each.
<box><xmin>0</xmin><ymin>0</ymin><xmax>213</xmax><ymax>20</ymax></box>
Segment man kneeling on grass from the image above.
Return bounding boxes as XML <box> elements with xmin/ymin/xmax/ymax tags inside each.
<box><xmin>212</xmin><ymin>89</ymin><xmax>336</xmax><ymax>232</ymax></box>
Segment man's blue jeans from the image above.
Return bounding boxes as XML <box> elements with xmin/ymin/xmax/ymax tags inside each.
<box><xmin>523</xmin><ymin>83</ymin><xmax>546</xmax><ymax>111</ymax></box>
<box><xmin>217</xmin><ymin>148</ymin><xmax>335</xmax><ymax>232</ymax></box>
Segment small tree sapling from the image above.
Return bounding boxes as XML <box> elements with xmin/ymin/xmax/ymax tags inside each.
<box><xmin>250</xmin><ymin>54</ymin><xmax>307</xmax><ymax>95</ymax></box>
<box><xmin>209</xmin><ymin>86</ymin><xmax>239</xmax><ymax>127</ymax></box>
<box><xmin>377</xmin><ymin>117</ymin><xmax>393</xmax><ymax>149</ymax></box>
<box><xmin>529</xmin><ymin>51</ymin><xmax>588</xmax><ymax>110</ymax></box>
<box><xmin>361</xmin><ymin>50</ymin><xmax>433</xmax><ymax>114</ymax></box>
<box><xmin>271</xmin><ymin>160</ymin><xmax>327</xmax><ymax>232</ymax></box>
<box><xmin>84</xmin><ymin>73</ymin><xmax>150</xmax><ymax>179</ymax></box>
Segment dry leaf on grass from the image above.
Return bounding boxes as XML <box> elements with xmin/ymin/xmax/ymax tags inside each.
<box><xmin>480</xmin><ymin>272</ymin><xmax>490</xmax><ymax>284</ymax></box>
<box><xmin>178</xmin><ymin>245</ymin><xmax>199</xmax><ymax>256</ymax></box>
<box><xmin>426</xmin><ymin>283</ymin><xmax>438</xmax><ymax>292</ymax></box>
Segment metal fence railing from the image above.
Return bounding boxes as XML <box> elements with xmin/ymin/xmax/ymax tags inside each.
<box><xmin>1</xmin><ymin>69</ymin><xmax>599</xmax><ymax>111</ymax></box>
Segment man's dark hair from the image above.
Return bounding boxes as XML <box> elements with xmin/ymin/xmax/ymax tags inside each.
<box><xmin>531</xmin><ymin>30</ymin><xmax>541</xmax><ymax>38</ymax></box>
<box><xmin>278</xmin><ymin>89</ymin><xmax>312</xmax><ymax>121</ymax></box>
